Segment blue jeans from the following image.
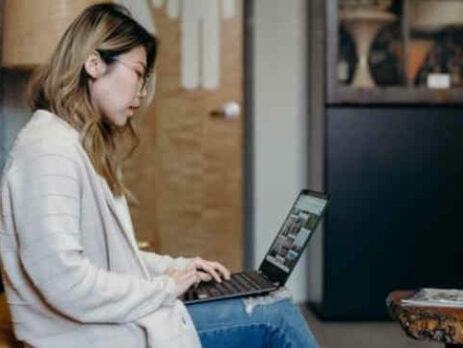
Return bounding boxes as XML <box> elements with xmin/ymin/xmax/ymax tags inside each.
<box><xmin>186</xmin><ymin>298</ymin><xmax>320</xmax><ymax>347</ymax></box>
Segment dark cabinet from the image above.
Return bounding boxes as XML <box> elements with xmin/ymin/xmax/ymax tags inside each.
<box><xmin>311</xmin><ymin>106</ymin><xmax>463</xmax><ymax>319</ymax></box>
<box><xmin>307</xmin><ymin>0</ymin><xmax>463</xmax><ymax>319</ymax></box>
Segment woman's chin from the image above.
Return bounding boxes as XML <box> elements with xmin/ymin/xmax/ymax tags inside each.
<box><xmin>116</xmin><ymin>111</ymin><xmax>132</xmax><ymax>127</ymax></box>
<box><xmin>107</xmin><ymin>117</ymin><xmax>128</xmax><ymax>128</ymax></box>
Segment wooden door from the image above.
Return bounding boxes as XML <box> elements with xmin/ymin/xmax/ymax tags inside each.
<box><xmin>125</xmin><ymin>1</ymin><xmax>243</xmax><ymax>272</ymax></box>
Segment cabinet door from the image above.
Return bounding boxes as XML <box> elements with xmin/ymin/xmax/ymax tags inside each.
<box><xmin>323</xmin><ymin>106</ymin><xmax>463</xmax><ymax>318</ymax></box>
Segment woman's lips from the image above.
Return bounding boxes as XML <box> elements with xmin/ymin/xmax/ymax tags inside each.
<box><xmin>128</xmin><ymin>106</ymin><xmax>139</xmax><ymax>116</ymax></box>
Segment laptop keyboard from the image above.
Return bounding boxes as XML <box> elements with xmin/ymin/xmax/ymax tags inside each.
<box><xmin>183</xmin><ymin>271</ymin><xmax>276</xmax><ymax>302</ymax></box>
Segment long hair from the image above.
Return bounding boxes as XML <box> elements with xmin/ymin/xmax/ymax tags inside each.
<box><xmin>28</xmin><ymin>3</ymin><xmax>158</xmax><ymax>198</ymax></box>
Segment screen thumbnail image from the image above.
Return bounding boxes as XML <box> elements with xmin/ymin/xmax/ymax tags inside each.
<box><xmin>290</xmin><ymin>228</ymin><xmax>311</xmax><ymax>253</ymax></box>
<box><xmin>269</xmin><ymin>237</ymin><xmax>294</xmax><ymax>260</ymax></box>
<box><xmin>303</xmin><ymin>213</ymin><xmax>319</xmax><ymax>231</ymax></box>
<box><xmin>281</xmin><ymin>216</ymin><xmax>297</xmax><ymax>237</ymax></box>
<box><xmin>284</xmin><ymin>250</ymin><xmax>298</xmax><ymax>268</ymax></box>
<box><xmin>281</xmin><ymin>211</ymin><xmax>309</xmax><ymax>238</ymax></box>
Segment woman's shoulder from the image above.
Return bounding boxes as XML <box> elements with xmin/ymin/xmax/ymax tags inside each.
<box><xmin>13</xmin><ymin>110</ymin><xmax>80</xmax><ymax>150</ymax></box>
<box><xmin>20</xmin><ymin>109</ymin><xmax>80</xmax><ymax>142</ymax></box>
<box><xmin>6</xmin><ymin>110</ymin><xmax>83</xmax><ymax>167</ymax></box>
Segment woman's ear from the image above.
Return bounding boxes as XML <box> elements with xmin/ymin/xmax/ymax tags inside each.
<box><xmin>84</xmin><ymin>51</ymin><xmax>105</xmax><ymax>79</ymax></box>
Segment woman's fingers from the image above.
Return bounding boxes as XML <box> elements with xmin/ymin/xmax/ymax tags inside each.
<box><xmin>210</xmin><ymin>261</ymin><xmax>231</xmax><ymax>280</ymax></box>
<box><xmin>194</xmin><ymin>258</ymin><xmax>231</xmax><ymax>282</ymax></box>
<box><xmin>194</xmin><ymin>258</ymin><xmax>221</xmax><ymax>282</ymax></box>
<box><xmin>197</xmin><ymin>271</ymin><xmax>213</xmax><ymax>282</ymax></box>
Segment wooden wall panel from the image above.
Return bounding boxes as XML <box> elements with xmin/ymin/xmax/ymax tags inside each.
<box><xmin>125</xmin><ymin>2</ymin><xmax>243</xmax><ymax>272</ymax></box>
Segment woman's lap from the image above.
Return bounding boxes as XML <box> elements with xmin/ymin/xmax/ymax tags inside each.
<box><xmin>186</xmin><ymin>298</ymin><xmax>319</xmax><ymax>348</ymax></box>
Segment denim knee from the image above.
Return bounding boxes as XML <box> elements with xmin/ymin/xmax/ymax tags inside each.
<box><xmin>257</xmin><ymin>300</ymin><xmax>319</xmax><ymax>348</ymax></box>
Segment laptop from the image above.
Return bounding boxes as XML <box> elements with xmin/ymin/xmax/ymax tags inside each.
<box><xmin>182</xmin><ymin>189</ymin><xmax>329</xmax><ymax>305</ymax></box>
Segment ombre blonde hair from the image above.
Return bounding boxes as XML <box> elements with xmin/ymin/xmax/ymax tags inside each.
<box><xmin>28</xmin><ymin>3</ymin><xmax>158</xmax><ymax>199</ymax></box>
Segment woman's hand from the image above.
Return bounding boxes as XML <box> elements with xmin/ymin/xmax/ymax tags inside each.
<box><xmin>165</xmin><ymin>268</ymin><xmax>213</xmax><ymax>297</ymax></box>
<box><xmin>190</xmin><ymin>257</ymin><xmax>231</xmax><ymax>283</ymax></box>
<box><xmin>165</xmin><ymin>257</ymin><xmax>231</xmax><ymax>297</ymax></box>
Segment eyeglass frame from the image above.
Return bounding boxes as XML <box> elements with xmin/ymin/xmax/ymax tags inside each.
<box><xmin>111</xmin><ymin>58</ymin><xmax>151</xmax><ymax>93</ymax></box>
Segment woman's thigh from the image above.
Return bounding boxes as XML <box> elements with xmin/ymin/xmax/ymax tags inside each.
<box><xmin>186</xmin><ymin>298</ymin><xmax>319</xmax><ymax>348</ymax></box>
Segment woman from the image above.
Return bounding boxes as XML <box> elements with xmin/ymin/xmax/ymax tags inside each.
<box><xmin>0</xmin><ymin>3</ymin><xmax>319</xmax><ymax>347</ymax></box>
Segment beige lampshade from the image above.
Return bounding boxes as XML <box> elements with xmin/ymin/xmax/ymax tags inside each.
<box><xmin>407</xmin><ymin>40</ymin><xmax>434</xmax><ymax>82</ymax></box>
<box><xmin>409</xmin><ymin>0</ymin><xmax>463</xmax><ymax>30</ymax></box>
<box><xmin>2</xmin><ymin>0</ymin><xmax>113</xmax><ymax>69</ymax></box>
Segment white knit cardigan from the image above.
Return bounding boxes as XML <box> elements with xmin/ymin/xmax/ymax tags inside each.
<box><xmin>0</xmin><ymin>110</ymin><xmax>201</xmax><ymax>348</ymax></box>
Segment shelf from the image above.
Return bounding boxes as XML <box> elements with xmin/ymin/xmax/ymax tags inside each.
<box><xmin>327</xmin><ymin>0</ymin><xmax>463</xmax><ymax>104</ymax></box>
<box><xmin>329</xmin><ymin>86</ymin><xmax>463</xmax><ymax>104</ymax></box>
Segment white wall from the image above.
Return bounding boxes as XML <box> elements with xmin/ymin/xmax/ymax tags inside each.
<box><xmin>0</xmin><ymin>71</ymin><xmax>30</xmax><ymax>172</ymax></box>
<box><xmin>252</xmin><ymin>0</ymin><xmax>310</xmax><ymax>302</ymax></box>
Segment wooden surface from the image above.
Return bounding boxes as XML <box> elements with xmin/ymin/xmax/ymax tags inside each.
<box><xmin>0</xmin><ymin>294</ymin><xmax>20</xmax><ymax>347</ymax></box>
<box><xmin>125</xmin><ymin>2</ymin><xmax>244</xmax><ymax>272</ymax></box>
<box><xmin>388</xmin><ymin>290</ymin><xmax>463</xmax><ymax>346</ymax></box>
<box><xmin>2</xmin><ymin>0</ymin><xmax>109</xmax><ymax>68</ymax></box>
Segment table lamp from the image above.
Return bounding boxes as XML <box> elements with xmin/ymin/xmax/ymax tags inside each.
<box><xmin>339</xmin><ymin>8</ymin><xmax>396</xmax><ymax>88</ymax></box>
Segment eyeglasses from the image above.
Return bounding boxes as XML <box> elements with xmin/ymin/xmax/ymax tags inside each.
<box><xmin>112</xmin><ymin>58</ymin><xmax>151</xmax><ymax>93</ymax></box>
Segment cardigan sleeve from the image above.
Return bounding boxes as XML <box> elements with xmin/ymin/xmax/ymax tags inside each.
<box><xmin>140</xmin><ymin>251</ymin><xmax>193</xmax><ymax>275</ymax></box>
<box><xmin>6</xmin><ymin>140</ymin><xmax>178</xmax><ymax>324</ymax></box>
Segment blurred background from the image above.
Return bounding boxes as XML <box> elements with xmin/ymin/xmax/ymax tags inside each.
<box><xmin>2</xmin><ymin>1</ymin><xmax>463</xmax><ymax>347</ymax></box>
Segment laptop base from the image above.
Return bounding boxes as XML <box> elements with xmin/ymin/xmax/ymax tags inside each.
<box><xmin>183</xmin><ymin>270</ymin><xmax>278</xmax><ymax>305</ymax></box>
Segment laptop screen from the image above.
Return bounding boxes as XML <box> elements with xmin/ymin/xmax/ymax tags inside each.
<box><xmin>263</xmin><ymin>191</ymin><xmax>328</xmax><ymax>274</ymax></box>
